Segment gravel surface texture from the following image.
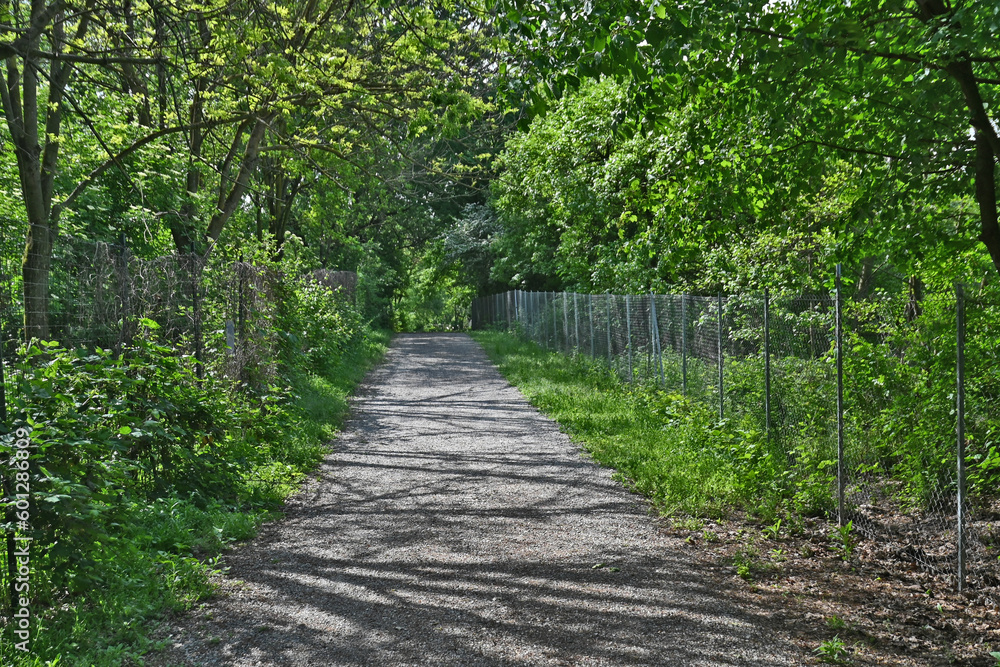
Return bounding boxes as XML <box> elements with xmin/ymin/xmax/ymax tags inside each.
<box><xmin>149</xmin><ymin>333</ymin><xmax>811</xmax><ymax>666</ymax></box>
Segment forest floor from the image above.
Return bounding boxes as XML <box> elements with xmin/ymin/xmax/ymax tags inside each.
<box><xmin>146</xmin><ymin>332</ymin><xmax>999</xmax><ymax>666</ymax></box>
<box><xmin>662</xmin><ymin>514</ymin><xmax>1000</xmax><ymax>665</ymax></box>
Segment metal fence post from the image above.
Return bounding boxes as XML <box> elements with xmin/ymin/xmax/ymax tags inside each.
<box><xmin>563</xmin><ymin>292</ymin><xmax>570</xmax><ymax>353</ymax></box>
<box><xmin>606</xmin><ymin>294</ymin><xmax>613</xmax><ymax>371</ymax></box>
<box><xmin>551</xmin><ymin>292</ymin><xmax>557</xmax><ymax>349</ymax></box>
<box><xmin>647</xmin><ymin>296</ymin><xmax>654</xmax><ymax>380</ymax></box>
<box><xmin>763</xmin><ymin>288</ymin><xmax>771</xmax><ymax>438</ymax></box>
<box><xmin>835</xmin><ymin>264</ymin><xmax>846</xmax><ymax>527</ymax></box>
<box><xmin>625</xmin><ymin>294</ymin><xmax>634</xmax><ymax>383</ymax></box>
<box><xmin>956</xmin><ymin>284</ymin><xmax>967</xmax><ymax>592</ymax></box>
<box><xmin>511</xmin><ymin>291</ymin><xmax>516</xmax><ymax>331</ymax></box>
<box><xmin>536</xmin><ymin>292</ymin><xmax>541</xmax><ymax>341</ymax></box>
<box><xmin>717</xmin><ymin>292</ymin><xmax>724</xmax><ymax>420</ymax></box>
<box><xmin>119</xmin><ymin>231</ymin><xmax>131</xmax><ymax>350</ymax></box>
<box><xmin>525</xmin><ymin>292</ymin><xmax>530</xmax><ymax>337</ymax></box>
<box><xmin>532</xmin><ymin>292</ymin><xmax>537</xmax><ymax>340</ymax></box>
<box><xmin>573</xmin><ymin>293</ymin><xmax>580</xmax><ymax>355</ymax></box>
<box><xmin>657</xmin><ymin>298</ymin><xmax>664</xmax><ymax>385</ymax></box>
<box><xmin>522</xmin><ymin>292</ymin><xmax>527</xmax><ymax>336</ymax></box>
<box><xmin>681</xmin><ymin>295</ymin><xmax>687</xmax><ymax>396</ymax></box>
<box><xmin>589</xmin><ymin>295</ymin><xmax>595</xmax><ymax>359</ymax></box>
<box><xmin>650</xmin><ymin>294</ymin><xmax>663</xmax><ymax>386</ymax></box>
<box><xmin>520</xmin><ymin>290</ymin><xmax>525</xmax><ymax>331</ymax></box>
<box><xmin>238</xmin><ymin>263</ymin><xmax>247</xmax><ymax>366</ymax></box>
<box><xmin>191</xmin><ymin>246</ymin><xmax>203</xmax><ymax>380</ymax></box>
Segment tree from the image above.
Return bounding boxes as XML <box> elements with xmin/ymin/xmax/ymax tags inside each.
<box><xmin>493</xmin><ymin>0</ymin><xmax>1000</xmax><ymax>279</ymax></box>
<box><xmin>1</xmin><ymin>0</ymin><xmax>492</xmax><ymax>339</ymax></box>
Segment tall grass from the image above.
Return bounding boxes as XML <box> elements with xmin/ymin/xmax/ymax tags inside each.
<box><xmin>473</xmin><ymin>330</ymin><xmax>834</xmax><ymax>520</ymax></box>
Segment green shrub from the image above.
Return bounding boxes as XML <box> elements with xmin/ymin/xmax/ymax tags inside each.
<box><xmin>0</xmin><ymin>275</ymin><xmax>388</xmax><ymax>665</ymax></box>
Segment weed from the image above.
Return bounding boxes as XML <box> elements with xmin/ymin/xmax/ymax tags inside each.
<box><xmin>814</xmin><ymin>635</ymin><xmax>851</xmax><ymax>664</ymax></box>
<box><xmin>674</xmin><ymin>517</ymin><xmax>705</xmax><ymax>531</ymax></box>
<box><xmin>830</xmin><ymin>520</ymin><xmax>856</xmax><ymax>560</ymax></box>
<box><xmin>732</xmin><ymin>543</ymin><xmax>760</xmax><ymax>581</ymax></box>
<box><xmin>827</xmin><ymin>615</ymin><xmax>848</xmax><ymax>631</ymax></box>
<box><xmin>762</xmin><ymin>517</ymin><xmax>783</xmax><ymax>540</ymax></box>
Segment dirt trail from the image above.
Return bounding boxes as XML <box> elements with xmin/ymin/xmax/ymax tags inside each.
<box><xmin>150</xmin><ymin>333</ymin><xmax>809</xmax><ymax>666</ymax></box>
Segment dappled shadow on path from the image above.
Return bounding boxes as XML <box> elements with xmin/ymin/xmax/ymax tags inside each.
<box><xmin>152</xmin><ymin>334</ymin><xmax>803</xmax><ymax>666</ymax></box>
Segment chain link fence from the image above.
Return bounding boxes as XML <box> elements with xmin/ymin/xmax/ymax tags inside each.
<box><xmin>1</xmin><ymin>235</ymin><xmax>294</xmax><ymax>391</ymax></box>
<box><xmin>472</xmin><ymin>282</ymin><xmax>1000</xmax><ymax>598</ymax></box>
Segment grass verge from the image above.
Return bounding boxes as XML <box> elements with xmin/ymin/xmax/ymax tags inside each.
<box><xmin>472</xmin><ymin>330</ymin><xmax>796</xmax><ymax>519</ymax></box>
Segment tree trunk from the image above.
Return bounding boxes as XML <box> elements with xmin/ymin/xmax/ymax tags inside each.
<box><xmin>206</xmin><ymin>117</ymin><xmax>269</xmax><ymax>242</ymax></box>
<box><xmin>905</xmin><ymin>275</ymin><xmax>923</xmax><ymax>322</ymax></box>
<box><xmin>21</xmin><ymin>217</ymin><xmax>52</xmax><ymax>341</ymax></box>
<box><xmin>973</xmin><ymin>130</ymin><xmax>1000</xmax><ymax>272</ymax></box>
<box><xmin>915</xmin><ymin>0</ymin><xmax>1000</xmax><ymax>272</ymax></box>
<box><xmin>267</xmin><ymin>172</ymin><xmax>302</xmax><ymax>257</ymax></box>
<box><xmin>171</xmin><ymin>77</ymin><xmax>205</xmax><ymax>254</ymax></box>
<box><xmin>854</xmin><ymin>256</ymin><xmax>876</xmax><ymax>300</ymax></box>
<box><xmin>1</xmin><ymin>7</ymin><xmax>87</xmax><ymax>341</ymax></box>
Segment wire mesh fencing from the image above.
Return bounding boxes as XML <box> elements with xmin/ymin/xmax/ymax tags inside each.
<box><xmin>1</xmin><ymin>235</ymin><xmax>293</xmax><ymax>391</ymax></box>
<box><xmin>472</xmin><ymin>283</ymin><xmax>1000</xmax><ymax>599</ymax></box>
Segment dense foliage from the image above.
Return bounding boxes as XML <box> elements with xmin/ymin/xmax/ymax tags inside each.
<box><xmin>486</xmin><ymin>76</ymin><xmax>989</xmax><ymax>296</ymax></box>
<box><xmin>491</xmin><ymin>0</ymin><xmax>1000</xmax><ymax>288</ymax></box>
<box><xmin>0</xmin><ymin>271</ymin><xmax>387</xmax><ymax>664</ymax></box>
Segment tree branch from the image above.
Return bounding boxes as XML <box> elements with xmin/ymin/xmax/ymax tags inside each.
<box><xmin>53</xmin><ymin>113</ymin><xmax>256</xmax><ymax>220</ymax></box>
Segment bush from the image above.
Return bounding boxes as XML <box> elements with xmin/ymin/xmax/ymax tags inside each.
<box><xmin>0</xmin><ymin>269</ymin><xmax>388</xmax><ymax>665</ymax></box>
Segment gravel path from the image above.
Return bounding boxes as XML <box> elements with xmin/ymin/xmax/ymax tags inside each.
<box><xmin>150</xmin><ymin>333</ymin><xmax>809</xmax><ymax>666</ymax></box>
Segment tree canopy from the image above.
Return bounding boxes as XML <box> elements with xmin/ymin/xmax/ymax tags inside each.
<box><xmin>487</xmin><ymin>0</ymin><xmax>1000</xmax><ymax>292</ymax></box>
<box><xmin>1</xmin><ymin>0</ymin><xmax>495</xmax><ymax>337</ymax></box>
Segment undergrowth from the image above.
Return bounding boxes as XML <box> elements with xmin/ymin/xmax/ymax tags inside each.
<box><xmin>0</xmin><ymin>323</ymin><xmax>389</xmax><ymax>666</ymax></box>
